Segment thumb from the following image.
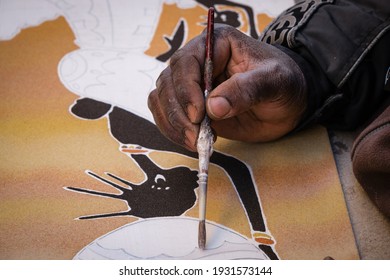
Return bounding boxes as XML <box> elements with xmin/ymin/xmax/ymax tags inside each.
<box><xmin>206</xmin><ymin>69</ymin><xmax>267</xmax><ymax>120</ymax></box>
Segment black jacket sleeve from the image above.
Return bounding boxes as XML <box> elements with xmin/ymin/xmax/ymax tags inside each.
<box><xmin>260</xmin><ymin>0</ymin><xmax>390</xmax><ymax>131</ymax></box>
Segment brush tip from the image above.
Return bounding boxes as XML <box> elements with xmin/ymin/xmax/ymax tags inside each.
<box><xmin>198</xmin><ymin>220</ymin><xmax>206</xmax><ymax>250</ymax></box>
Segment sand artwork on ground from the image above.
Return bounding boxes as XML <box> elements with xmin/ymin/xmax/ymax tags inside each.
<box><xmin>0</xmin><ymin>0</ymin><xmax>358</xmax><ymax>260</ymax></box>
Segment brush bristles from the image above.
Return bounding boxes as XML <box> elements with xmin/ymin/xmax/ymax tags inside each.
<box><xmin>198</xmin><ymin>220</ymin><xmax>206</xmax><ymax>250</ymax></box>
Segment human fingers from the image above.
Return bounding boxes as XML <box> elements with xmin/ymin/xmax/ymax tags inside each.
<box><xmin>207</xmin><ymin>39</ymin><xmax>307</xmax><ymax>142</ymax></box>
<box><xmin>147</xmin><ymin>26</ymin><xmax>238</xmax><ymax>150</ymax></box>
<box><xmin>206</xmin><ymin>65</ymin><xmax>275</xmax><ymax>120</ymax></box>
<box><xmin>207</xmin><ymin>53</ymin><xmax>306</xmax><ymax>122</ymax></box>
<box><xmin>210</xmin><ymin>99</ymin><xmax>303</xmax><ymax>142</ymax></box>
<box><xmin>169</xmin><ymin>36</ymin><xmax>206</xmax><ymax>124</ymax></box>
<box><xmin>206</xmin><ymin>64</ymin><xmax>306</xmax><ymax>142</ymax></box>
<box><xmin>148</xmin><ymin>67</ymin><xmax>199</xmax><ymax>151</ymax></box>
<box><xmin>169</xmin><ymin>25</ymin><xmax>246</xmax><ymax>123</ymax></box>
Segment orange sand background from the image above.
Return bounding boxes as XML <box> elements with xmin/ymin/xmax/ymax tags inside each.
<box><xmin>0</xmin><ymin>16</ymin><xmax>358</xmax><ymax>260</ymax></box>
<box><xmin>146</xmin><ymin>3</ymin><xmax>272</xmax><ymax>57</ymax></box>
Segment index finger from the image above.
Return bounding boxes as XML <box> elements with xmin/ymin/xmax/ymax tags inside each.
<box><xmin>169</xmin><ymin>35</ymin><xmax>206</xmax><ymax>124</ymax></box>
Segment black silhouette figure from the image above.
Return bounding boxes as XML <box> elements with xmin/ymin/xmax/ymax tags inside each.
<box><xmin>69</xmin><ymin>100</ymin><xmax>278</xmax><ymax>259</ymax></box>
<box><xmin>156</xmin><ymin>20</ymin><xmax>185</xmax><ymax>62</ymax></box>
<box><xmin>196</xmin><ymin>0</ymin><xmax>259</xmax><ymax>38</ymax></box>
<box><xmin>67</xmin><ymin>1</ymin><xmax>278</xmax><ymax>259</ymax></box>
<box><xmin>65</xmin><ymin>154</ymin><xmax>198</xmax><ymax>219</ymax></box>
<box><xmin>155</xmin><ymin>0</ymin><xmax>260</xmax><ymax>63</ymax></box>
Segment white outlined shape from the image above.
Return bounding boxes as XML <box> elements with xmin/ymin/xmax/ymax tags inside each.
<box><xmin>74</xmin><ymin>217</ymin><xmax>269</xmax><ymax>259</ymax></box>
<box><xmin>0</xmin><ymin>0</ymin><xmax>291</xmax><ymax>260</ymax></box>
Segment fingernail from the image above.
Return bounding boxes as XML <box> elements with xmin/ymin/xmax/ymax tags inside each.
<box><xmin>185</xmin><ymin>129</ymin><xmax>197</xmax><ymax>149</ymax></box>
<box><xmin>184</xmin><ymin>138</ymin><xmax>197</xmax><ymax>152</ymax></box>
<box><xmin>187</xmin><ymin>104</ymin><xmax>198</xmax><ymax>123</ymax></box>
<box><xmin>208</xmin><ymin>96</ymin><xmax>231</xmax><ymax>118</ymax></box>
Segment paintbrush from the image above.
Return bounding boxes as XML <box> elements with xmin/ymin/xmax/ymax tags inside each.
<box><xmin>197</xmin><ymin>7</ymin><xmax>214</xmax><ymax>250</ymax></box>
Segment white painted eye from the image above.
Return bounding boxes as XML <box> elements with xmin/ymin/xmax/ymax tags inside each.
<box><xmin>154</xmin><ymin>174</ymin><xmax>166</xmax><ymax>183</ymax></box>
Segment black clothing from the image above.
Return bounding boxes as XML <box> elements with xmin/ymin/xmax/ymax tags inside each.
<box><xmin>260</xmin><ymin>0</ymin><xmax>390</xmax><ymax>131</ymax></box>
<box><xmin>261</xmin><ymin>0</ymin><xmax>390</xmax><ymax>217</ymax></box>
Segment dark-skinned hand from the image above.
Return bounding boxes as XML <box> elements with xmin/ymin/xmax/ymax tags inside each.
<box><xmin>148</xmin><ymin>24</ymin><xmax>307</xmax><ymax>152</ymax></box>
